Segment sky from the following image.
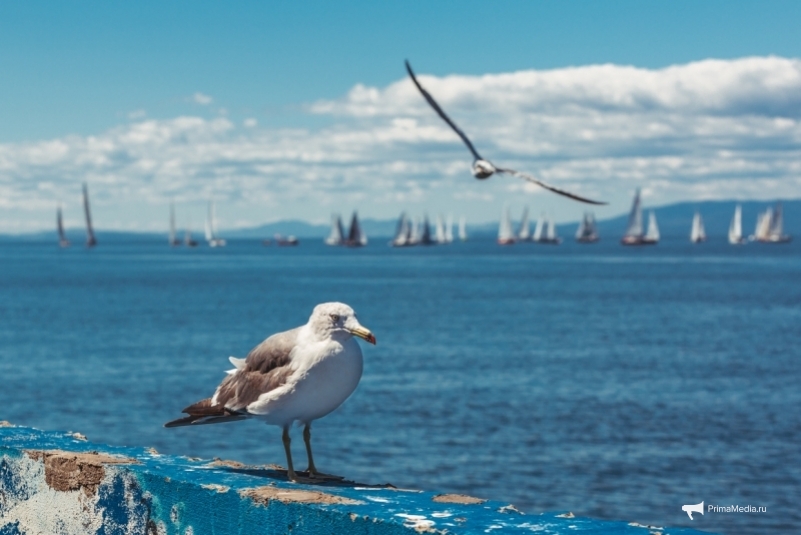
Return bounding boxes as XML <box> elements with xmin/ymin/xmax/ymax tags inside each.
<box><xmin>1</xmin><ymin>1</ymin><xmax>801</xmax><ymax>233</ymax></box>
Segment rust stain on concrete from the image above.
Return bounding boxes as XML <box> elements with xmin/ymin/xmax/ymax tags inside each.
<box><xmin>241</xmin><ymin>486</ymin><xmax>363</xmax><ymax>506</ymax></box>
<box><xmin>432</xmin><ymin>493</ymin><xmax>486</xmax><ymax>504</ymax></box>
<box><xmin>25</xmin><ymin>449</ymin><xmax>137</xmax><ymax>496</ymax></box>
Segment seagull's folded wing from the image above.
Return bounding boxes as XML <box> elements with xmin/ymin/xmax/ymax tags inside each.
<box><xmin>497</xmin><ymin>168</ymin><xmax>607</xmax><ymax>205</ymax></box>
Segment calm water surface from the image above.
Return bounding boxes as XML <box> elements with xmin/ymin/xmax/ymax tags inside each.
<box><xmin>1</xmin><ymin>237</ymin><xmax>799</xmax><ymax>534</ymax></box>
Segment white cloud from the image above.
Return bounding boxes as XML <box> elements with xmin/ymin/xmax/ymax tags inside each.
<box><xmin>191</xmin><ymin>92</ymin><xmax>213</xmax><ymax>105</ymax></box>
<box><xmin>1</xmin><ymin>56</ymin><xmax>801</xmax><ymax>232</ymax></box>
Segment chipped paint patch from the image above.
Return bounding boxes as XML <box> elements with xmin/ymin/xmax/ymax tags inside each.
<box><xmin>241</xmin><ymin>486</ymin><xmax>364</xmax><ymax>505</ymax></box>
<box><xmin>432</xmin><ymin>493</ymin><xmax>486</xmax><ymax>504</ymax></box>
<box><xmin>24</xmin><ymin>450</ymin><xmax>137</xmax><ymax>496</ymax></box>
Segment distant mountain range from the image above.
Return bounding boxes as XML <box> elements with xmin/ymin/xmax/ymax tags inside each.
<box><xmin>4</xmin><ymin>199</ymin><xmax>799</xmax><ymax>242</ymax></box>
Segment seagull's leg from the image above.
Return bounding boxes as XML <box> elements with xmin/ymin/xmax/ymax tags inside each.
<box><xmin>282</xmin><ymin>425</ymin><xmax>299</xmax><ymax>482</ymax></box>
<box><xmin>303</xmin><ymin>423</ymin><xmax>318</xmax><ymax>475</ymax></box>
<box><xmin>302</xmin><ymin>423</ymin><xmax>343</xmax><ymax>480</ymax></box>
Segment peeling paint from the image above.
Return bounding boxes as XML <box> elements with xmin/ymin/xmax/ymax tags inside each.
<box><xmin>241</xmin><ymin>486</ymin><xmax>364</xmax><ymax>505</ymax></box>
<box><xmin>433</xmin><ymin>493</ymin><xmax>486</xmax><ymax>504</ymax></box>
<box><xmin>24</xmin><ymin>450</ymin><xmax>136</xmax><ymax>496</ymax></box>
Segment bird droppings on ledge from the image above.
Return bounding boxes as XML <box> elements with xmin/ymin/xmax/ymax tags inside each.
<box><xmin>432</xmin><ymin>493</ymin><xmax>486</xmax><ymax>504</ymax></box>
<box><xmin>24</xmin><ymin>449</ymin><xmax>137</xmax><ymax>496</ymax></box>
<box><xmin>1</xmin><ymin>425</ymin><xmax>718</xmax><ymax>535</ymax></box>
<box><xmin>241</xmin><ymin>486</ymin><xmax>364</xmax><ymax>505</ymax></box>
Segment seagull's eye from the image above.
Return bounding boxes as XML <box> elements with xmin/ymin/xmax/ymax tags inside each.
<box><xmin>330</xmin><ymin>314</ymin><xmax>340</xmax><ymax>323</ymax></box>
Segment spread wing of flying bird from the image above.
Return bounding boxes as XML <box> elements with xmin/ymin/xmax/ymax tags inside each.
<box><xmin>405</xmin><ymin>60</ymin><xmax>606</xmax><ymax>205</ymax></box>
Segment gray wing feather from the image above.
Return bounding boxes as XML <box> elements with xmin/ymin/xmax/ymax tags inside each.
<box><xmin>406</xmin><ymin>60</ymin><xmax>483</xmax><ymax>161</ymax></box>
<box><xmin>497</xmin><ymin>168</ymin><xmax>607</xmax><ymax>205</ymax></box>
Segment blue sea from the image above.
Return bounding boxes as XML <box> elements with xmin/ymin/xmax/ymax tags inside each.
<box><xmin>1</xmin><ymin>236</ymin><xmax>798</xmax><ymax>534</ymax></box>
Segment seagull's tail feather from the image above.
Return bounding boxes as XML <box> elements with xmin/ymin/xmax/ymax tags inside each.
<box><xmin>164</xmin><ymin>398</ymin><xmax>248</xmax><ymax>428</ymax></box>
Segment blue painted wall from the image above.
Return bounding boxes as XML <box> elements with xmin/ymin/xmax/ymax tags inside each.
<box><xmin>0</xmin><ymin>424</ymin><xmax>714</xmax><ymax>534</ymax></box>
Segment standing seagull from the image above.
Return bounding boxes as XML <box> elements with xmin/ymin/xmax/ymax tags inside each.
<box><xmin>405</xmin><ymin>61</ymin><xmax>606</xmax><ymax>205</ymax></box>
<box><xmin>165</xmin><ymin>302</ymin><xmax>376</xmax><ymax>482</ymax></box>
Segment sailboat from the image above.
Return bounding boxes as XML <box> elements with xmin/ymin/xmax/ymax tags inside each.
<box><xmin>82</xmin><ymin>183</ymin><xmax>97</xmax><ymax>248</ymax></box>
<box><xmin>184</xmin><ymin>226</ymin><xmax>198</xmax><ymax>247</ymax></box>
<box><xmin>532</xmin><ymin>212</ymin><xmax>545</xmax><ymax>243</ymax></box>
<box><xmin>690</xmin><ymin>211</ymin><xmax>706</xmax><ymax>243</ymax></box>
<box><xmin>575</xmin><ymin>211</ymin><xmax>599</xmax><ymax>243</ymax></box>
<box><xmin>532</xmin><ymin>212</ymin><xmax>560</xmax><ymax>244</ymax></box>
<box><xmin>444</xmin><ymin>214</ymin><xmax>454</xmax><ymax>243</ymax></box>
<box><xmin>728</xmin><ymin>204</ymin><xmax>745</xmax><ymax>244</ymax></box>
<box><xmin>205</xmin><ymin>201</ymin><xmax>226</xmax><ymax>247</ymax></box>
<box><xmin>390</xmin><ymin>212</ymin><xmax>413</xmax><ymax>247</ymax></box>
<box><xmin>57</xmin><ymin>204</ymin><xmax>70</xmax><ymax>248</ymax></box>
<box><xmin>419</xmin><ymin>215</ymin><xmax>436</xmax><ymax>245</ymax></box>
<box><xmin>767</xmin><ymin>202</ymin><xmax>791</xmax><ymax>242</ymax></box>
<box><xmin>345</xmin><ymin>211</ymin><xmax>367</xmax><ymax>247</ymax></box>
<box><xmin>169</xmin><ymin>203</ymin><xmax>181</xmax><ymax>246</ymax></box>
<box><xmin>458</xmin><ymin>216</ymin><xmax>467</xmax><ymax>242</ymax></box>
<box><xmin>497</xmin><ymin>206</ymin><xmax>515</xmax><ymax>245</ymax></box>
<box><xmin>434</xmin><ymin>215</ymin><xmax>447</xmax><ymax>244</ymax></box>
<box><xmin>752</xmin><ymin>202</ymin><xmax>791</xmax><ymax>243</ymax></box>
<box><xmin>325</xmin><ymin>214</ymin><xmax>345</xmax><ymax>246</ymax></box>
<box><xmin>621</xmin><ymin>189</ymin><xmax>656</xmax><ymax>246</ymax></box>
<box><xmin>517</xmin><ymin>207</ymin><xmax>531</xmax><ymax>241</ymax></box>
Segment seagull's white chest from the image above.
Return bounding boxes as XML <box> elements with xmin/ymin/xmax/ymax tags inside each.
<box><xmin>248</xmin><ymin>338</ymin><xmax>364</xmax><ymax>426</ymax></box>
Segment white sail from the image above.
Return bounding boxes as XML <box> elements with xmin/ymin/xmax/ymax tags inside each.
<box><xmin>391</xmin><ymin>212</ymin><xmax>409</xmax><ymax>247</ymax></box>
<box><xmin>458</xmin><ymin>216</ymin><xmax>467</xmax><ymax>241</ymax></box>
<box><xmin>517</xmin><ymin>207</ymin><xmax>530</xmax><ymax>240</ymax></box>
<box><xmin>729</xmin><ymin>204</ymin><xmax>743</xmax><ymax>244</ymax></box>
<box><xmin>325</xmin><ymin>214</ymin><xmax>344</xmax><ymax>245</ymax></box>
<box><xmin>769</xmin><ymin>202</ymin><xmax>784</xmax><ymax>241</ymax></box>
<box><xmin>645</xmin><ymin>210</ymin><xmax>660</xmax><ymax>242</ymax></box>
<box><xmin>533</xmin><ymin>212</ymin><xmax>545</xmax><ymax>241</ymax></box>
<box><xmin>445</xmin><ymin>214</ymin><xmax>454</xmax><ymax>243</ymax></box>
<box><xmin>206</xmin><ymin>201</ymin><xmax>226</xmax><ymax>246</ymax></box>
<box><xmin>624</xmin><ymin>189</ymin><xmax>644</xmax><ymax>239</ymax></box>
<box><xmin>575</xmin><ymin>214</ymin><xmax>588</xmax><ymax>239</ymax></box>
<box><xmin>435</xmin><ymin>215</ymin><xmax>446</xmax><ymax>243</ymax></box>
<box><xmin>754</xmin><ymin>208</ymin><xmax>772</xmax><ymax>241</ymax></box>
<box><xmin>690</xmin><ymin>211</ymin><xmax>706</xmax><ymax>243</ymax></box>
<box><xmin>546</xmin><ymin>215</ymin><xmax>557</xmax><ymax>241</ymax></box>
<box><xmin>498</xmin><ymin>206</ymin><xmax>515</xmax><ymax>243</ymax></box>
<box><xmin>409</xmin><ymin>217</ymin><xmax>420</xmax><ymax>245</ymax></box>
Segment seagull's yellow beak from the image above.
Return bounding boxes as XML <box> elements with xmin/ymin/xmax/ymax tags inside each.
<box><xmin>348</xmin><ymin>326</ymin><xmax>376</xmax><ymax>345</ymax></box>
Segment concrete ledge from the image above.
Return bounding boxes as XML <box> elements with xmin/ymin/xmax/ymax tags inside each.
<box><xmin>0</xmin><ymin>423</ymin><xmax>714</xmax><ymax>534</ymax></box>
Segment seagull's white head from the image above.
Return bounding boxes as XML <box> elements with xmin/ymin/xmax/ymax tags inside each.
<box><xmin>471</xmin><ymin>159</ymin><xmax>496</xmax><ymax>179</ymax></box>
<box><xmin>307</xmin><ymin>302</ymin><xmax>376</xmax><ymax>345</ymax></box>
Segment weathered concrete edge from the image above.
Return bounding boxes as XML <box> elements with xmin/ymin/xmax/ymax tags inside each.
<box><xmin>0</xmin><ymin>424</ymin><xmax>716</xmax><ymax>534</ymax></box>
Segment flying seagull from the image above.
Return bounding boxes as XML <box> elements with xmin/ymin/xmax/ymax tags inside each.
<box><xmin>165</xmin><ymin>302</ymin><xmax>376</xmax><ymax>482</ymax></box>
<box><xmin>405</xmin><ymin>60</ymin><xmax>606</xmax><ymax>205</ymax></box>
